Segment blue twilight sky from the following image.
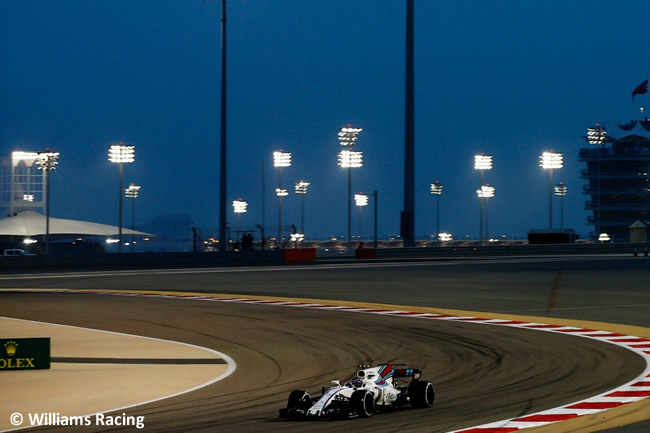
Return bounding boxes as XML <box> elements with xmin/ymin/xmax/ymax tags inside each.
<box><xmin>2</xmin><ymin>0</ymin><xmax>650</xmax><ymax>242</ymax></box>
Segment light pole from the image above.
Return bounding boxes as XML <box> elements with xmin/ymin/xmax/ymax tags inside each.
<box><xmin>294</xmin><ymin>180</ymin><xmax>310</xmax><ymax>236</ymax></box>
<box><xmin>124</xmin><ymin>184</ymin><xmax>141</xmax><ymax>252</ymax></box>
<box><xmin>430</xmin><ymin>181</ymin><xmax>443</xmax><ymax>244</ymax></box>
<box><xmin>273</xmin><ymin>150</ymin><xmax>291</xmax><ymax>248</ymax></box>
<box><xmin>587</xmin><ymin>124</ymin><xmax>606</xmax><ymax>239</ymax></box>
<box><xmin>274</xmin><ymin>188</ymin><xmax>288</xmax><ymax>248</ymax></box>
<box><xmin>477</xmin><ymin>185</ymin><xmax>495</xmax><ymax>242</ymax></box>
<box><xmin>260</xmin><ymin>160</ymin><xmax>266</xmax><ymax>250</ymax></box>
<box><xmin>554</xmin><ymin>182</ymin><xmax>567</xmax><ymax>229</ymax></box>
<box><xmin>474</xmin><ymin>154</ymin><xmax>493</xmax><ymax>243</ymax></box>
<box><xmin>372</xmin><ymin>190</ymin><xmax>378</xmax><ymax>249</ymax></box>
<box><xmin>540</xmin><ymin>150</ymin><xmax>563</xmax><ymax>229</ymax></box>
<box><xmin>35</xmin><ymin>149</ymin><xmax>59</xmax><ymax>255</ymax></box>
<box><xmin>403</xmin><ymin>0</ymin><xmax>415</xmax><ymax>248</ymax></box>
<box><xmin>232</xmin><ymin>198</ymin><xmax>247</xmax><ymax>244</ymax></box>
<box><xmin>218</xmin><ymin>0</ymin><xmax>228</xmax><ymax>253</ymax></box>
<box><xmin>338</xmin><ymin>124</ymin><xmax>363</xmax><ymax>251</ymax></box>
<box><xmin>108</xmin><ymin>142</ymin><xmax>135</xmax><ymax>253</ymax></box>
<box><xmin>354</xmin><ymin>192</ymin><xmax>368</xmax><ymax>243</ymax></box>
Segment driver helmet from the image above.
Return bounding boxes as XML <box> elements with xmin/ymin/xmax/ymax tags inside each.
<box><xmin>348</xmin><ymin>377</ymin><xmax>363</xmax><ymax>388</ymax></box>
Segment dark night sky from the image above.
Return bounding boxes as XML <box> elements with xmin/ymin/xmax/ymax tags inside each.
<box><xmin>2</xmin><ymin>0</ymin><xmax>649</xmax><ymax>243</ymax></box>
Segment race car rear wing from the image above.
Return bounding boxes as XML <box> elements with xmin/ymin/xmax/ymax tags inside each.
<box><xmin>393</xmin><ymin>368</ymin><xmax>422</xmax><ymax>379</ymax></box>
<box><xmin>356</xmin><ymin>364</ymin><xmax>423</xmax><ymax>380</ymax></box>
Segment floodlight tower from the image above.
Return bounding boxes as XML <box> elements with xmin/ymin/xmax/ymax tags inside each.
<box><xmin>108</xmin><ymin>143</ymin><xmax>135</xmax><ymax>253</ymax></box>
<box><xmin>124</xmin><ymin>184</ymin><xmax>141</xmax><ymax>252</ymax></box>
<box><xmin>273</xmin><ymin>150</ymin><xmax>291</xmax><ymax>247</ymax></box>
<box><xmin>586</xmin><ymin>124</ymin><xmax>607</xmax><ymax>238</ymax></box>
<box><xmin>554</xmin><ymin>182</ymin><xmax>568</xmax><ymax>229</ymax></box>
<box><xmin>540</xmin><ymin>150</ymin><xmax>563</xmax><ymax>229</ymax></box>
<box><xmin>338</xmin><ymin>124</ymin><xmax>363</xmax><ymax>250</ymax></box>
<box><xmin>35</xmin><ymin>149</ymin><xmax>59</xmax><ymax>255</ymax></box>
<box><xmin>430</xmin><ymin>181</ymin><xmax>443</xmax><ymax>244</ymax></box>
<box><xmin>477</xmin><ymin>185</ymin><xmax>495</xmax><ymax>242</ymax></box>
<box><xmin>232</xmin><ymin>198</ymin><xmax>248</xmax><ymax>237</ymax></box>
<box><xmin>294</xmin><ymin>180</ymin><xmax>310</xmax><ymax>236</ymax></box>
<box><xmin>474</xmin><ymin>154</ymin><xmax>492</xmax><ymax>243</ymax></box>
<box><xmin>354</xmin><ymin>192</ymin><xmax>368</xmax><ymax>241</ymax></box>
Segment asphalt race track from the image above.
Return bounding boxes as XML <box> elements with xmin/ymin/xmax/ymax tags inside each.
<box><xmin>1</xmin><ymin>254</ymin><xmax>649</xmax><ymax>432</ymax></box>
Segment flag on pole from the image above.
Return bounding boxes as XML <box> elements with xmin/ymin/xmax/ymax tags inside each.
<box><xmin>632</xmin><ymin>79</ymin><xmax>648</xmax><ymax>100</ymax></box>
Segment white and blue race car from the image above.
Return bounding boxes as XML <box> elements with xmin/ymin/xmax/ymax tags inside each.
<box><xmin>279</xmin><ymin>364</ymin><xmax>435</xmax><ymax>419</ymax></box>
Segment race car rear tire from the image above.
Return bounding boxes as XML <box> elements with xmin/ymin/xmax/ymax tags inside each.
<box><xmin>409</xmin><ymin>381</ymin><xmax>435</xmax><ymax>408</ymax></box>
<box><xmin>351</xmin><ymin>390</ymin><xmax>375</xmax><ymax>417</ymax></box>
<box><xmin>287</xmin><ymin>390</ymin><xmax>312</xmax><ymax>411</ymax></box>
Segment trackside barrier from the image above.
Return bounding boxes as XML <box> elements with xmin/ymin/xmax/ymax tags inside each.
<box><xmin>0</xmin><ymin>251</ymin><xmax>284</xmax><ymax>270</ymax></box>
<box><xmin>374</xmin><ymin>243</ymin><xmax>650</xmax><ymax>259</ymax></box>
<box><xmin>355</xmin><ymin>248</ymin><xmax>376</xmax><ymax>259</ymax></box>
<box><xmin>283</xmin><ymin>248</ymin><xmax>316</xmax><ymax>263</ymax></box>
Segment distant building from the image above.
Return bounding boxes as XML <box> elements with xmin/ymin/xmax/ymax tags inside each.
<box><xmin>579</xmin><ymin>123</ymin><xmax>650</xmax><ymax>242</ymax></box>
<box><xmin>0</xmin><ymin>151</ymin><xmax>46</xmax><ymax>217</ymax></box>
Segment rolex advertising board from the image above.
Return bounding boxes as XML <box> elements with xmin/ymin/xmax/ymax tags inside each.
<box><xmin>0</xmin><ymin>338</ymin><xmax>50</xmax><ymax>370</ymax></box>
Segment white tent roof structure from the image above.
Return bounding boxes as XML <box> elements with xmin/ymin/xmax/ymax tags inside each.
<box><xmin>0</xmin><ymin>211</ymin><xmax>152</xmax><ymax>237</ymax></box>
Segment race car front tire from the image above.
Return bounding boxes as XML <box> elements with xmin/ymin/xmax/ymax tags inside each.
<box><xmin>409</xmin><ymin>381</ymin><xmax>435</xmax><ymax>408</ymax></box>
<box><xmin>288</xmin><ymin>390</ymin><xmax>312</xmax><ymax>409</ymax></box>
<box><xmin>351</xmin><ymin>390</ymin><xmax>375</xmax><ymax>417</ymax></box>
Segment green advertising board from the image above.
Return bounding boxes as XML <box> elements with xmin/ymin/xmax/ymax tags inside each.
<box><xmin>0</xmin><ymin>338</ymin><xmax>50</xmax><ymax>370</ymax></box>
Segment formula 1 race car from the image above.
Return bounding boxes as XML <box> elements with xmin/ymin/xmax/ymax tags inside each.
<box><xmin>279</xmin><ymin>364</ymin><xmax>435</xmax><ymax>419</ymax></box>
